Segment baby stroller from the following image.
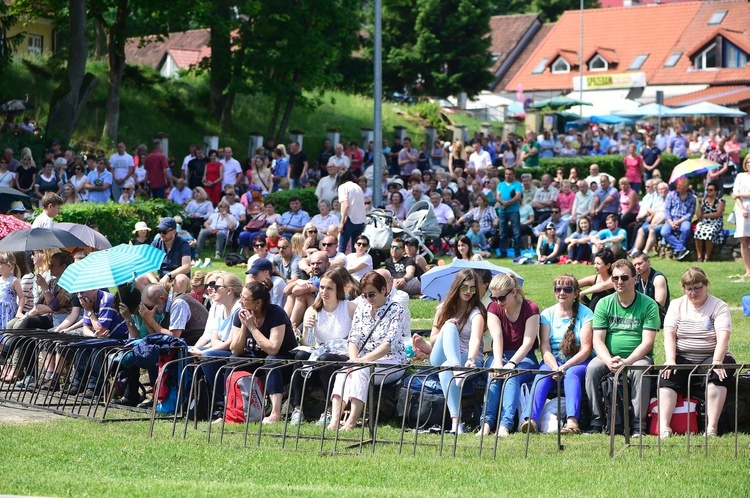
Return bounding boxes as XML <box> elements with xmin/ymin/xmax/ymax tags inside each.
<box><xmin>363</xmin><ymin>201</ymin><xmax>438</xmax><ymax>263</ymax></box>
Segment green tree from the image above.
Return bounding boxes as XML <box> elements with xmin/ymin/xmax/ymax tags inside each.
<box><xmin>380</xmin><ymin>0</ymin><xmax>420</xmax><ymax>96</ymax></box>
<box><xmin>0</xmin><ymin>4</ymin><xmax>25</xmax><ymax>80</ymax></box>
<box><xmin>532</xmin><ymin>0</ymin><xmax>600</xmax><ymax>22</ymax></box>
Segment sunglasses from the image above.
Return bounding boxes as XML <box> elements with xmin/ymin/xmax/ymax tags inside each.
<box><xmin>362</xmin><ymin>291</ymin><xmax>379</xmax><ymax>300</ymax></box>
<box><xmin>611</xmin><ymin>275</ymin><xmax>631</xmax><ymax>282</ymax></box>
<box><xmin>307</xmin><ymin>229</ymin><xmax>318</xmax><ymax>233</ymax></box>
<box><xmin>490</xmin><ymin>290</ymin><xmax>512</xmax><ymax>303</ymax></box>
<box><xmin>460</xmin><ymin>285</ymin><xmax>477</xmax><ymax>295</ymax></box>
<box><xmin>390</xmin><ymin>245</ymin><xmax>403</xmax><ymax>250</ymax></box>
<box><xmin>254</xmin><ymin>243</ymin><xmax>266</xmax><ymax>248</ymax></box>
<box><xmin>356</xmin><ymin>242</ymin><xmax>369</xmax><ymax>247</ymax></box>
<box><xmin>554</xmin><ymin>285</ymin><xmax>575</xmax><ymax>294</ymax></box>
<box><xmin>321</xmin><ymin>242</ymin><xmax>336</xmax><ymax>247</ymax></box>
<box><xmin>278</xmin><ymin>245</ymin><xmax>290</xmax><ymax>249</ymax></box>
<box><xmin>365</xmin><ymin>201</ymin><xmax>372</xmax><ymax>205</ymax></box>
<box><xmin>159</xmin><ymin>229</ymin><xmax>173</xmax><ymax>234</ymax></box>
<box><xmin>205</xmin><ymin>281</ymin><xmax>217</xmax><ymax>289</ymax></box>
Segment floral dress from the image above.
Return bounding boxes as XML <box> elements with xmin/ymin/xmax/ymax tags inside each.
<box><xmin>0</xmin><ymin>276</ymin><xmax>19</xmax><ymax>329</ymax></box>
<box><xmin>694</xmin><ymin>197</ymin><xmax>724</xmax><ymax>244</ymax></box>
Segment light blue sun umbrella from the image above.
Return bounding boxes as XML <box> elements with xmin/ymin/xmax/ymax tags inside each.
<box><xmin>420</xmin><ymin>259</ymin><xmax>524</xmax><ymax>301</ymax></box>
<box><xmin>57</xmin><ymin>243</ymin><xmax>166</xmax><ymax>293</ymax></box>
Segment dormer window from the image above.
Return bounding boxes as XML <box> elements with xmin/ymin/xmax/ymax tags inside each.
<box><xmin>589</xmin><ymin>54</ymin><xmax>608</xmax><ymax>72</ymax></box>
<box><xmin>551</xmin><ymin>57</ymin><xmax>570</xmax><ymax>74</ymax></box>
<box><xmin>694</xmin><ymin>42</ymin><xmax>717</xmax><ymax>70</ymax></box>
<box><xmin>724</xmin><ymin>40</ymin><xmax>748</xmax><ymax>69</ymax></box>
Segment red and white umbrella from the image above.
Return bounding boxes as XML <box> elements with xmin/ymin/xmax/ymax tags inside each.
<box><xmin>0</xmin><ymin>214</ymin><xmax>31</xmax><ymax>240</ymax></box>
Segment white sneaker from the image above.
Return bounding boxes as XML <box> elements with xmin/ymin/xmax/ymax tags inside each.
<box><xmin>450</xmin><ymin>423</ymin><xmax>466</xmax><ymax>435</ymax></box>
<box><xmin>453</xmin><ymin>370</ymin><xmax>469</xmax><ymax>389</ymax></box>
<box><xmin>316</xmin><ymin>411</ymin><xmax>332</xmax><ymax>426</ymax></box>
<box><xmin>289</xmin><ymin>407</ymin><xmax>305</xmax><ymax>425</ymax></box>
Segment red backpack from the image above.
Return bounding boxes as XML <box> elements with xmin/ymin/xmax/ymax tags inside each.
<box><xmin>648</xmin><ymin>395</ymin><xmax>699</xmax><ymax>435</ymax></box>
<box><xmin>224</xmin><ymin>371</ymin><xmax>265</xmax><ymax>424</ymax></box>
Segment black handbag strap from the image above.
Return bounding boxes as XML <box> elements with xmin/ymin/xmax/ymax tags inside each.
<box><xmin>358</xmin><ymin>302</ymin><xmax>395</xmax><ymax>355</ymax></box>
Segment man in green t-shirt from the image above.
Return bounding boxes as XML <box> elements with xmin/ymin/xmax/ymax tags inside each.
<box><xmin>585</xmin><ymin>259</ymin><xmax>660</xmax><ymax>435</ymax></box>
<box><xmin>521</xmin><ymin>130</ymin><xmax>540</xmax><ymax>168</ymax></box>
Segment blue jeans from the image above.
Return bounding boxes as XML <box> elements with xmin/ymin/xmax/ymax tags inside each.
<box><xmin>498</xmin><ymin>211</ymin><xmax>521</xmax><ymax>253</ymax></box>
<box><xmin>429</xmin><ymin>322</ymin><xmax>468</xmax><ymax>418</ymax></box>
<box><xmin>483</xmin><ymin>351</ymin><xmax>538</xmax><ymax>431</ymax></box>
<box><xmin>528</xmin><ymin>359</ymin><xmax>589</xmax><ymax>421</ymax></box>
<box><xmin>291</xmin><ymin>178</ymin><xmax>302</xmax><ymax>189</ymax></box>
<box><xmin>338</xmin><ymin>218</ymin><xmax>364</xmax><ymax>254</ymax></box>
<box><xmin>661</xmin><ymin>220</ymin><xmax>691</xmax><ymax>252</ymax></box>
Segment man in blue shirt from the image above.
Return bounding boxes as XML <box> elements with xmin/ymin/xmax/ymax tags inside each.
<box><xmin>278</xmin><ymin>195</ymin><xmax>311</xmax><ymax>238</ymax></box>
<box><xmin>588</xmin><ymin>141</ymin><xmax>606</xmax><ymax>156</ymax></box>
<box><xmin>592</xmin><ymin>214</ymin><xmax>627</xmax><ymax>257</ymax></box>
<box><xmin>592</xmin><ymin>175</ymin><xmax>620</xmax><ymax>231</ymax></box>
<box><xmin>150</xmin><ymin>217</ymin><xmax>192</xmax><ymax>290</ymax></box>
<box><xmin>661</xmin><ymin>176</ymin><xmax>695</xmax><ymax>260</ymax></box>
<box><xmin>495</xmin><ymin>168</ymin><xmax>523</xmax><ymax>257</ymax></box>
<box><xmin>667</xmin><ymin>127</ymin><xmax>689</xmax><ymax>160</ymax></box>
<box><xmin>641</xmin><ymin>134</ymin><xmax>661</xmax><ymax>180</ymax></box>
<box><xmin>86</xmin><ymin>158</ymin><xmax>113</xmax><ymax>203</ymax></box>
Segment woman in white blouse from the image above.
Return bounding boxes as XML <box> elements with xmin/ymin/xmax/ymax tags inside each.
<box><xmin>328</xmin><ymin>271</ymin><xmax>405</xmax><ymax>430</ymax></box>
<box><xmin>195</xmin><ymin>201</ymin><xmax>237</xmax><ymax>259</ymax></box>
<box><xmin>345</xmin><ymin>235</ymin><xmax>373</xmax><ymax>281</ymax></box>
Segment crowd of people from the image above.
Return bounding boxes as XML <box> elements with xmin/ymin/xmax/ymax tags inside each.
<box><xmin>0</xmin><ymin>127</ymin><xmax>745</xmax><ymax>436</ymax></box>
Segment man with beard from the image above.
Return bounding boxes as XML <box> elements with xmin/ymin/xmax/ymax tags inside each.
<box><xmin>284</xmin><ymin>251</ymin><xmax>330</xmax><ymax>328</ymax></box>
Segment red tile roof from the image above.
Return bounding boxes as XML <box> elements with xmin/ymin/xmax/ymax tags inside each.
<box><xmin>488</xmin><ymin>14</ymin><xmax>542</xmax><ymax>74</ymax></box>
<box><xmin>664</xmin><ymin>85</ymin><xmax>750</xmax><ymax>106</ymax></box>
<box><xmin>125</xmin><ymin>29</ymin><xmax>211</xmax><ymax>70</ymax></box>
<box><xmin>649</xmin><ymin>1</ymin><xmax>750</xmax><ymax>85</ymax></box>
<box><xmin>164</xmin><ymin>48</ymin><xmax>206</xmax><ymax>70</ymax></box>
<box><xmin>586</xmin><ymin>47</ymin><xmax>619</xmax><ymax>65</ymax></box>
<box><xmin>493</xmin><ymin>23</ymin><xmax>555</xmax><ymax>92</ymax></box>
<box><xmin>505</xmin><ymin>1</ymin><xmax>750</xmax><ymax>93</ymax></box>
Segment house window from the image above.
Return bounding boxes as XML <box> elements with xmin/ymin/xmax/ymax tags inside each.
<box><xmin>628</xmin><ymin>54</ymin><xmax>649</xmax><ymax>70</ymax></box>
<box><xmin>27</xmin><ymin>34</ymin><xmax>42</xmax><ymax>55</ymax></box>
<box><xmin>532</xmin><ymin>57</ymin><xmax>549</xmax><ymax>74</ymax></box>
<box><xmin>723</xmin><ymin>40</ymin><xmax>748</xmax><ymax>69</ymax></box>
<box><xmin>664</xmin><ymin>52</ymin><xmax>681</xmax><ymax>68</ymax></box>
<box><xmin>551</xmin><ymin>57</ymin><xmax>570</xmax><ymax>74</ymax></box>
<box><xmin>708</xmin><ymin>11</ymin><xmax>726</xmax><ymax>25</ymax></box>
<box><xmin>589</xmin><ymin>54</ymin><xmax>608</xmax><ymax>72</ymax></box>
<box><xmin>694</xmin><ymin>42</ymin><xmax>717</xmax><ymax>70</ymax></box>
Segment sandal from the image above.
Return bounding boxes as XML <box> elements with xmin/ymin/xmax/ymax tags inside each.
<box><xmin>520</xmin><ymin>419</ymin><xmax>537</xmax><ymax>434</ymax></box>
<box><xmin>560</xmin><ymin>425</ymin><xmax>581</xmax><ymax>435</ymax></box>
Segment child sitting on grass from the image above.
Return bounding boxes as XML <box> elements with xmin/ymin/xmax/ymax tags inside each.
<box><xmin>466</xmin><ymin>220</ymin><xmax>490</xmax><ymax>259</ymax></box>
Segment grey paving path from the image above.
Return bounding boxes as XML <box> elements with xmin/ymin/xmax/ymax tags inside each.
<box><xmin>0</xmin><ymin>402</ymin><xmax>62</xmax><ymax>424</ymax></box>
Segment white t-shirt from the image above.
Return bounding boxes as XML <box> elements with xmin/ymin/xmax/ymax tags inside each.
<box><xmin>338</xmin><ymin>181</ymin><xmax>366</xmax><ymax>224</ymax></box>
<box><xmin>32</xmin><ymin>212</ymin><xmax>54</xmax><ymax>229</ymax></box>
<box><xmin>346</xmin><ymin>252</ymin><xmax>373</xmax><ymax>280</ymax></box>
<box><xmin>108</xmin><ymin>152</ymin><xmax>135</xmax><ymax>182</ymax></box>
<box><xmin>315</xmin><ymin>175</ymin><xmax>338</xmax><ymax>203</ymax></box>
<box><xmin>220</xmin><ymin>157</ymin><xmax>243</xmax><ymax>189</ymax></box>
<box><xmin>0</xmin><ymin>170</ymin><xmax>15</xmax><ymax>187</ymax></box>
<box><xmin>468</xmin><ymin>150</ymin><xmax>492</xmax><ymax>173</ymax></box>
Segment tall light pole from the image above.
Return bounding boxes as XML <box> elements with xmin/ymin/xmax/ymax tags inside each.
<box><xmin>579</xmin><ymin>0</ymin><xmax>584</xmax><ymax>117</ymax></box>
<box><xmin>373</xmin><ymin>0</ymin><xmax>383</xmax><ymax>208</ymax></box>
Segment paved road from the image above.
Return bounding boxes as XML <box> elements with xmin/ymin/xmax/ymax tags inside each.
<box><xmin>0</xmin><ymin>402</ymin><xmax>62</xmax><ymax>424</ymax></box>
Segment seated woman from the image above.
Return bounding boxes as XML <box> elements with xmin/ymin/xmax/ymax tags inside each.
<box><xmin>536</xmin><ymin>222</ymin><xmax>562</xmax><ymax>264</ymax></box>
<box><xmin>630</xmin><ymin>182</ymin><xmax>669</xmax><ymax>257</ymax></box>
<box><xmin>618</xmin><ymin>178</ymin><xmax>640</xmax><ymax>230</ymax></box>
<box><xmin>565</xmin><ymin>216</ymin><xmax>596</xmax><ymax>263</ymax></box>
<box><xmin>386</xmin><ymin>191</ymin><xmax>408</xmax><ymax>221</ymax></box>
<box><xmin>345</xmin><ymin>235</ymin><xmax>373</xmax><ymax>281</ymax></box>
<box><xmin>191</xmin><ymin>272</ymin><xmax>242</xmax><ymax>355</ymax></box>
<box><xmin>578</xmin><ymin>247</ymin><xmax>615</xmax><ymax>311</ymax></box>
<box><xmin>195</xmin><ymin>201</ymin><xmax>237</xmax><ymax>259</ymax></box>
<box><xmin>694</xmin><ymin>182</ymin><xmax>725</xmax><ymax>263</ymax></box>
<box><xmin>301</xmin><ymin>223</ymin><xmax>320</xmax><ymax>257</ymax></box>
<box><xmin>520</xmin><ymin>275</ymin><xmax>593</xmax><ymax>434</ymax></box>
<box><xmin>288</xmin><ymin>270</ymin><xmax>357</xmax><ymax>425</ymax></box>
<box><xmin>658</xmin><ymin>267</ymin><xmax>735</xmax><ymax>439</ymax></box>
<box><xmin>480</xmin><ymin>274</ymin><xmax>540</xmax><ymax>437</ymax></box>
<box><xmin>453</xmin><ymin>235</ymin><xmax>483</xmax><ymax>262</ymax></box>
<box><xmin>412</xmin><ymin>269</ymin><xmax>485</xmax><ymax>434</ymax></box>
<box><xmin>229</xmin><ymin>280</ymin><xmax>298</xmax><ymax>423</ymax></box>
<box><xmin>185</xmin><ymin>187</ymin><xmax>214</xmax><ymax>238</ymax></box>
<box><xmin>328</xmin><ymin>272</ymin><xmax>405</xmax><ymax>431</ymax></box>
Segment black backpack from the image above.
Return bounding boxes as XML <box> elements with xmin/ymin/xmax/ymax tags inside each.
<box><xmin>224</xmin><ymin>252</ymin><xmax>248</xmax><ymax>267</ymax></box>
<box><xmin>600</xmin><ymin>373</ymin><xmax>625</xmax><ymax>436</ymax></box>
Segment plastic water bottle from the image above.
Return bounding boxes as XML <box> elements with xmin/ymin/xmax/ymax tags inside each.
<box><xmin>306</xmin><ymin>313</ymin><xmax>316</xmax><ymax>347</ymax></box>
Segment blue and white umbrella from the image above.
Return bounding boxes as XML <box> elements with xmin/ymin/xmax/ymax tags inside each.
<box><xmin>57</xmin><ymin>243</ymin><xmax>166</xmax><ymax>293</ymax></box>
<box><xmin>420</xmin><ymin>259</ymin><xmax>523</xmax><ymax>301</ymax></box>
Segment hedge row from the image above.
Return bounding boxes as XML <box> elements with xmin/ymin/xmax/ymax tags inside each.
<box><xmin>51</xmin><ymin>199</ymin><xmax>186</xmax><ymax>246</ymax></box>
<box><xmin>264</xmin><ymin>187</ymin><xmax>320</xmax><ymax>217</ymax></box>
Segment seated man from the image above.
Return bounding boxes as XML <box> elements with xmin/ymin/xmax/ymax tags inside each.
<box><xmin>148</xmin><ymin>217</ymin><xmax>192</xmax><ymax>294</ymax></box>
<box><xmin>299</xmin><ymin>235</ymin><xmax>346</xmax><ymax>274</ymax></box>
<box><xmin>112</xmin><ymin>283</ymin><xmax>209</xmax><ymax>407</ymax></box>
<box><xmin>272</xmin><ymin>238</ymin><xmax>301</xmax><ymax>283</ymax></box>
<box><xmin>283</xmin><ymin>251</ymin><xmax>330</xmax><ymax>327</ymax></box>
<box><xmin>632</xmin><ymin>252</ymin><xmax>669</xmax><ymax>326</ymax></box>
<box><xmin>277</xmin><ymin>195</ymin><xmax>311</xmax><ymax>238</ymax></box>
<box><xmin>532</xmin><ymin>207</ymin><xmax>569</xmax><ymax>240</ymax></box>
<box><xmin>404</xmin><ymin>237</ymin><xmax>428</xmax><ymax>277</ymax></box>
<box><xmin>385</xmin><ymin>237</ymin><xmax>420</xmax><ymax>297</ymax></box>
<box><xmin>591</xmin><ymin>214</ymin><xmax>627</xmax><ymax>257</ymax></box>
<box><xmin>585</xmin><ymin>259</ymin><xmax>660</xmax><ymax>435</ymax></box>
<box><xmin>168</xmin><ymin>178</ymin><xmax>193</xmax><ymax>206</ymax></box>
<box><xmin>661</xmin><ymin>176</ymin><xmax>696</xmax><ymax>261</ymax></box>
<box><xmin>429</xmin><ymin>191</ymin><xmax>456</xmax><ymax>239</ymax></box>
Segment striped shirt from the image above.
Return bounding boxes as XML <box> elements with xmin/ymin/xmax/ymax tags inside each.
<box><xmin>664</xmin><ymin>294</ymin><xmax>731</xmax><ymax>363</ymax></box>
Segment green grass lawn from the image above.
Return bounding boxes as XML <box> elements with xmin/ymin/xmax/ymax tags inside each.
<box><xmin>2</xmin><ymin>255</ymin><xmax>750</xmax><ymax>496</ymax></box>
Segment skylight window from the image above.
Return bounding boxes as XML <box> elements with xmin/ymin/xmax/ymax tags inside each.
<box><xmin>629</xmin><ymin>54</ymin><xmax>649</xmax><ymax>70</ymax></box>
<box><xmin>664</xmin><ymin>52</ymin><xmax>681</xmax><ymax>68</ymax></box>
<box><xmin>532</xmin><ymin>57</ymin><xmax>549</xmax><ymax>74</ymax></box>
<box><xmin>708</xmin><ymin>11</ymin><xmax>726</xmax><ymax>25</ymax></box>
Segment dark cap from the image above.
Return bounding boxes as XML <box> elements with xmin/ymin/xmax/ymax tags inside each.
<box><xmin>51</xmin><ymin>139</ymin><xmax>60</xmax><ymax>145</ymax></box>
<box><xmin>405</xmin><ymin>237</ymin><xmax>419</xmax><ymax>246</ymax></box>
<box><xmin>245</xmin><ymin>258</ymin><xmax>273</xmax><ymax>275</ymax></box>
<box><xmin>156</xmin><ymin>217</ymin><xmax>177</xmax><ymax>231</ymax></box>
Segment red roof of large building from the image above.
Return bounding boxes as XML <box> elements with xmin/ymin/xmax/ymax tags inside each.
<box><xmin>664</xmin><ymin>85</ymin><xmax>750</xmax><ymax>106</ymax></box>
<box><xmin>125</xmin><ymin>29</ymin><xmax>211</xmax><ymax>70</ymax></box>
<box><xmin>504</xmin><ymin>0</ymin><xmax>750</xmax><ymax>93</ymax></box>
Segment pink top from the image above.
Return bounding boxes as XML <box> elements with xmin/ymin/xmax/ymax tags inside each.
<box><xmin>620</xmin><ymin>188</ymin><xmax>639</xmax><ymax>215</ymax></box>
<box><xmin>556</xmin><ymin>191</ymin><xmax>575</xmax><ymax>213</ymax></box>
<box><xmin>488</xmin><ymin>299</ymin><xmax>540</xmax><ymax>351</ymax></box>
<box><xmin>623</xmin><ymin>155</ymin><xmax>644</xmax><ymax>184</ymax></box>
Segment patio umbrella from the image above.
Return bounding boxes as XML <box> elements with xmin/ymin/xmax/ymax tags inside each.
<box><xmin>667</xmin><ymin>101</ymin><xmax>746</xmax><ymax>118</ymax></box>
<box><xmin>420</xmin><ymin>259</ymin><xmax>524</xmax><ymax>301</ymax></box>
<box><xmin>0</xmin><ymin>214</ymin><xmax>31</xmax><ymax>239</ymax></box>
<box><xmin>57</xmin><ymin>243</ymin><xmax>166</xmax><ymax>293</ymax></box>
<box><xmin>614</xmin><ymin>103</ymin><xmax>674</xmax><ymax>117</ymax></box>
<box><xmin>528</xmin><ymin>96</ymin><xmax>592</xmax><ymax>110</ymax></box>
<box><xmin>0</xmin><ymin>186</ymin><xmax>33</xmax><ymax>213</ymax></box>
<box><xmin>0</xmin><ymin>227</ymin><xmax>87</xmax><ymax>252</ymax></box>
<box><xmin>0</xmin><ymin>99</ymin><xmax>34</xmax><ymax>113</ymax></box>
<box><xmin>669</xmin><ymin>157</ymin><xmax>720</xmax><ymax>185</ymax></box>
<box><xmin>55</xmin><ymin>222</ymin><xmax>112</xmax><ymax>250</ymax></box>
